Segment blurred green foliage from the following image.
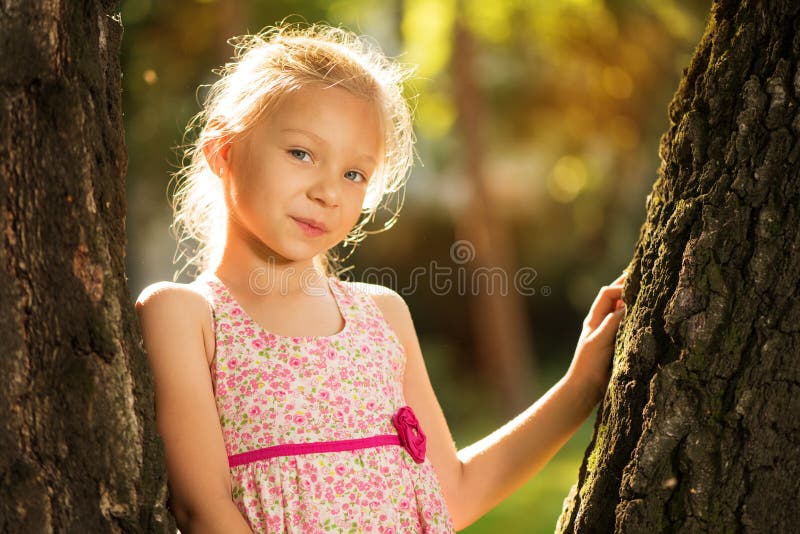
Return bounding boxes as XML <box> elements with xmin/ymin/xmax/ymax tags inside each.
<box><xmin>121</xmin><ymin>1</ymin><xmax>710</xmax><ymax>531</ymax></box>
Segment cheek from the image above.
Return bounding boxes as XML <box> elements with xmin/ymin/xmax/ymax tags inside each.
<box><xmin>345</xmin><ymin>192</ymin><xmax>367</xmax><ymax>223</ymax></box>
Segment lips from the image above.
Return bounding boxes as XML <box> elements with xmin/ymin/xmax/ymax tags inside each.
<box><xmin>291</xmin><ymin>216</ymin><xmax>328</xmax><ymax>232</ymax></box>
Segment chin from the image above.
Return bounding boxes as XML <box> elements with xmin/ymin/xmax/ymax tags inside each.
<box><xmin>274</xmin><ymin>241</ymin><xmax>329</xmax><ymax>263</ymax></box>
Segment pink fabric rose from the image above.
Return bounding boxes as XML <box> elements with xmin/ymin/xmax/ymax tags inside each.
<box><xmin>392</xmin><ymin>405</ymin><xmax>426</xmax><ymax>464</ymax></box>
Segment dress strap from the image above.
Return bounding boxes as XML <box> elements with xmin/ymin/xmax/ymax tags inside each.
<box><xmin>189</xmin><ymin>271</ymin><xmax>218</xmax><ymax>338</ymax></box>
<box><xmin>337</xmin><ymin>278</ymin><xmax>399</xmax><ymax>332</ymax></box>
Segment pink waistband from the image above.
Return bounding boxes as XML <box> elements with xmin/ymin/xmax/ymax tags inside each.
<box><xmin>228</xmin><ymin>434</ymin><xmax>402</xmax><ymax>467</ymax></box>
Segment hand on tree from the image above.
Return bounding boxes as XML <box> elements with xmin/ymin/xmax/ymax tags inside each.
<box><xmin>565</xmin><ymin>271</ymin><xmax>627</xmax><ymax>407</ymax></box>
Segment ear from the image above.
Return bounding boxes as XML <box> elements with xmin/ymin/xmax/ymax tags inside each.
<box><xmin>201</xmin><ymin>116</ymin><xmax>233</xmax><ymax>176</ymax></box>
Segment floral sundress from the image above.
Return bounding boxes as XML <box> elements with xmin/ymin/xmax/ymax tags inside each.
<box><xmin>190</xmin><ymin>271</ymin><xmax>455</xmax><ymax>533</ymax></box>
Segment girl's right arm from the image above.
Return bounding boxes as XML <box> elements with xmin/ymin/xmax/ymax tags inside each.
<box><xmin>135</xmin><ymin>283</ymin><xmax>254</xmax><ymax>534</ymax></box>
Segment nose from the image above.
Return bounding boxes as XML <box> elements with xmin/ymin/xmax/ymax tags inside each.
<box><xmin>308</xmin><ymin>164</ymin><xmax>340</xmax><ymax>206</ymax></box>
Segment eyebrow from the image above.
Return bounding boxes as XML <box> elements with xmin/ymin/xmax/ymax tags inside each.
<box><xmin>282</xmin><ymin>128</ymin><xmax>377</xmax><ymax>166</ymax></box>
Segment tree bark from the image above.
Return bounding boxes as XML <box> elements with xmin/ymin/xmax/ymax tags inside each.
<box><xmin>557</xmin><ymin>0</ymin><xmax>800</xmax><ymax>531</ymax></box>
<box><xmin>0</xmin><ymin>1</ymin><xmax>172</xmax><ymax>532</ymax></box>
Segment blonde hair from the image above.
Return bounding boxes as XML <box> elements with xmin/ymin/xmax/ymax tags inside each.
<box><xmin>169</xmin><ymin>22</ymin><xmax>417</xmax><ymax>281</ymax></box>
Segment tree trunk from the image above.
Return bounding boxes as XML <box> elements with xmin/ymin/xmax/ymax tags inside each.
<box><xmin>0</xmin><ymin>2</ymin><xmax>172</xmax><ymax>532</ymax></box>
<box><xmin>557</xmin><ymin>1</ymin><xmax>800</xmax><ymax>531</ymax></box>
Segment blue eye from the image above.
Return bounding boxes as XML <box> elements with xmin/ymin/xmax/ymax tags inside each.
<box><xmin>289</xmin><ymin>149</ymin><xmax>311</xmax><ymax>162</ymax></box>
<box><xmin>344</xmin><ymin>170</ymin><xmax>366</xmax><ymax>183</ymax></box>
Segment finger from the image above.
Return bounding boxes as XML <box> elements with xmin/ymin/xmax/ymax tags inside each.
<box><xmin>588</xmin><ymin>306</ymin><xmax>626</xmax><ymax>348</ymax></box>
<box><xmin>585</xmin><ymin>285</ymin><xmax>624</xmax><ymax>330</ymax></box>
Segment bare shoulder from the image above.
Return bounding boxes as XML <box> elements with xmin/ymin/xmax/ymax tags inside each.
<box><xmin>135</xmin><ymin>280</ymin><xmax>209</xmax><ymax>310</ymax></box>
<box><xmin>134</xmin><ymin>280</ymin><xmax>210</xmax><ymax>336</ymax></box>
<box><xmin>135</xmin><ymin>280</ymin><xmax>215</xmax><ymax>366</ymax></box>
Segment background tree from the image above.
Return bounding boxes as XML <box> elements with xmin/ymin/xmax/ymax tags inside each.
<box><xmin>557</xmin><ymin>0</ymin><xmax>800</xmax><ymax>531</ymax></box>
<box><xmin>0</xmin><ymin>1</ymin><xmax>172</xmax><ymax>531</ymax></box>
<box><xmin>451</xmin><ymin>14</ymin><xmax>536</xmax><ymax>414</ymax></box>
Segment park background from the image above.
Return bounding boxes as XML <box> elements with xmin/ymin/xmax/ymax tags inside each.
<box><xmin>122</xmin><ymin>1</ymin><xmax>710</xmax><ymax>531</ymax></box>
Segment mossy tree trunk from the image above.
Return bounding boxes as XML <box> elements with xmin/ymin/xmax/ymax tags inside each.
<box><xmin>0</xmin><ymin>1</ymin><xmax>172</xmax><ymax>532</ymax></box>
<box><xmin>557</xmin><ymin>0</ymin><xmax>800</xmax><ymax>531</ymax></box>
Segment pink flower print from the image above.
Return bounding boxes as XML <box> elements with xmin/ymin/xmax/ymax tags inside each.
<box><xmin>361</xmin><ymin>344</ymin><xmax>370</xmax><ymax>355</ymax></box>
<box><xmin>289</xmin><ymin>356</ymin><xmax>301</xmax><ymax>368</ymax></box>
<box><xmin>248</xmin><ymin>405</ymin><xmax>262</xmax><ymax>418</ymax></box>
<box><xmin>334</xmin><ymin>410</ymin><xmax>344</xmax><ymax>421</ymax></box>
<box><xmin>399</xmin><ymin>498</ymin><xmax>410</xmax><ymax>510</ymax></box>
<box><xmin>318</xmin><ymin>390</ymin><xmax>330</xmax><ymax>401</ymax></box>
<box><xmin>293</xmin><ymin>414</ymin><xmax>306</xmax><ymax>425</ymax></box>
<box><xmin>231</xmin><ymin>307</ymin><xmax>242</xmax><ymax>316</ymax></box>
<box><xmin>335</xmin><ymin>464</ymin><xmax>346</xmax><ymax>476</ymax></box>
<box><xmin>286</xmin><ymin>404</ymin><xmax>294</xmax><ymax>411</ymax></box>
<box><xmin>366</xmin><ymin>400</ymin><xmax>376</xmax><ymax>411</ymax></box>
<box><xmin>326</xmin><ymin>349</ymin><xmax>337</xmax><ymax>360</ymax></box>
<box><xmin>291</xmin><ymin>336</ymin><xmax>301</xmax><ymax>344</ymax></box>
<box><xmin>252</xmin><ymin>338</ymin><xmax>265</xmax><ymax>350</ymax></box>
<box><xmin>244</xmin><ymin>327</ymin><xmax>255</xmax><ymax>337</ymax></box>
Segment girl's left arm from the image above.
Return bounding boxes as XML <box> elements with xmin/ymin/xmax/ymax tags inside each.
<box><xmin>372</xmin><ymin>272</ymin><xmax>626</xmax><ymax>530</ymax></box>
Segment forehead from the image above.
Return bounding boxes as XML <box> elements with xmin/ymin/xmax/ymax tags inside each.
<box><xmin>254</xmin><ymin>85</ymin><xmax>385</xmax><ymax>156</ymax></box>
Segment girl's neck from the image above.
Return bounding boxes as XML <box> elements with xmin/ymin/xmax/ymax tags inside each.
<box><xmin>214</xmin><ymin>213</ymin><xmax>330</xmax><ymax>298</ymax></box>
<box><xmin>213</xmin><ymin>257</ymin><xmax>327</xmax><ymax>299</ymax></box>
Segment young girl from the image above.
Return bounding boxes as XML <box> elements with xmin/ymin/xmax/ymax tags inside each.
<box><xmin>136</xmin><ymin>23</ymin><xmax>627</xmax><ymax>533</ymax></box>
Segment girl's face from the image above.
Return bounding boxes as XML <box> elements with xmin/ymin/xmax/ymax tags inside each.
<box><xmin>224</xmin><ymin>84</ymin><xmax>384</xmax><ymax>264</ymax></box>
